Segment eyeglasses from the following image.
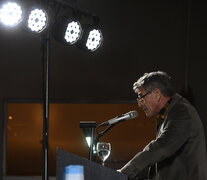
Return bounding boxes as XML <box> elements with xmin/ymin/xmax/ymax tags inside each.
<box><xmin>137</xmin><ymin>90</ymin><xmax>152</xmax><ymax>103</ymax></box>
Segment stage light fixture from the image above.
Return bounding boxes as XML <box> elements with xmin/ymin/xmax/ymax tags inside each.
<box><xmin>76</xmin><ymin>24</ymin><xmax>103</xmax><ymax>52</ymax></box>
<box><xmin>64</xmin><ymin>20</ymin><xmax>82</xmax><ymax>44</ymax></box>
<box><xmin>27</xmin><ymin>8</ymin><xmax>48</xmax><ymax>33</ymax></box>
<box><xmin>86</xmin><ymin>29</ymin><xmax>103</xmax><ymax>51</ymax></box>
<box><xmin>0</xmin><ymin>2</ymin><xmax>23</xmax><ymax>27</ymax></box>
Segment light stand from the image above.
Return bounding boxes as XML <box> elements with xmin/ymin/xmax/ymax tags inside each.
<box><xmin>41</xmin><ymin>25</ymin><xmax>50</xmax><ymax>180</ymax></box>
<box><xmin>0</xmin><ymin>1</ymin><xmax>103</xmax><ymax>179</ymax></box>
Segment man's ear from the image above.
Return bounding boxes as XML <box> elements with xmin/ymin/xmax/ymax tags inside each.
<box><xmin>153</xmin><ymin>88</ymin><xmax>162</xmax><ymax>102</ymax></box>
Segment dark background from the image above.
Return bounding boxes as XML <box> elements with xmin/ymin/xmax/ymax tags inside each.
<box><xmin>0</xmin><ymin>0</ymin><xmax>207</xmax><ymax>178</ymax></box>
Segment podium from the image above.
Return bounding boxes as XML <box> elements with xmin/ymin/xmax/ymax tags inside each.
<box><xmin>56</xmin><ymin>149</ymin><xmax>128</xmax><ymax>180</ymax></box>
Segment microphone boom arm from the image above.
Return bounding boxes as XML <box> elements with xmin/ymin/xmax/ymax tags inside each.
<box><xmin>95</xmin><ymin>122</ymin><xmax>115</xmax><ymax>146</ymax></box>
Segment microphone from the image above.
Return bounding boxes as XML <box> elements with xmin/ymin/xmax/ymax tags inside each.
<box><xmin>107</xmin><ymin>110</ymin><xmax>138</xmax><ymax>125</ymax></box>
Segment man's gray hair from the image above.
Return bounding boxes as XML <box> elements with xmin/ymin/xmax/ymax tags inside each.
<box><xmin>133</xmin><ymin>71</ymin><xmax>174</xmax><ymax>97</ymax></box>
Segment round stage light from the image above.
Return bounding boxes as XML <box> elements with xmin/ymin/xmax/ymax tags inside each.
<box><xmin>86</xmin><ymin>29</ymin><xmax>103</xmax><ymax>51</ymax></box>
<box><xmin>0</xmin><ymin>2</ymin><xmax>23</xmax><ymax>26</ymax></box>
<box><xmin>28</xmin><ymin>8</ymin><xmax>47</xmax><ymax>33</ymax></box>
<box><xmin>64</xmin><ymin>21</ymin><xmax>82</xmax><ymax>44</ymax></box>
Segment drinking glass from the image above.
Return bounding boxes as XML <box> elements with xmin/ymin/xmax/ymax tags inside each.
<box><xmin>96</xmin><ymin>142</ymin><xmax>111</xmax><ymax>166</ymax></box>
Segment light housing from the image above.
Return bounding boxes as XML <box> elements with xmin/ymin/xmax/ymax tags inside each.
<box><xmin>64</xmin><ymin>20</ymin><xmax>82</xmax><ymax>44</ymax></box>
<box><xmin>77</xmin><ymin>24</ymin><xmax>103</xmax><ymax>52</ymax></box>
<box><xmin>86</xmin><ymin>29</ymin><xmax>103</xmax><ymax>51</ymax></box>
<box><xmin>0</xmin><ymin>1</ymin><xmax>23</xmax><ymax>27</ymax></box>
<box><xmin>27</xmin><ymin>8</ymin><xmax>48</xmax><ymax>33</ymax></box>
<box><xmin>51</xmin><ymin>18</ymin><xmax>82</xmax><ymax>45</ymax></box>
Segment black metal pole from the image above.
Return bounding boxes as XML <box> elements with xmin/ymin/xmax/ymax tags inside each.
<box><xmin>42</xmin><ymin>29</ymin><xmax>50</xmax><ymax>180</ymax></box>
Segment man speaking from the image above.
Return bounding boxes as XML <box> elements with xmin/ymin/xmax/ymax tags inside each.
<box><xmin>119</xmin><ymin>71</ymin><xmax>207</xmax><ymax>180</ymax></box>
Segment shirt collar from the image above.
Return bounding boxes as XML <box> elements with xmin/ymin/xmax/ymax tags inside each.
<box><xmin>156</xmin><ymin>98</ymin><xmax>172</xmax><ymax>120</ymax></box>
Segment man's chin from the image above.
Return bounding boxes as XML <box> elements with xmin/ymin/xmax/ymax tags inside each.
<box><xmin>146</xmin><ymin>112</ymin><xmax>158</xmax><ymax>118</ymax></box>
<box><xmin>145</xmin><ymin>112</ymin><xmax>153</xmax><ymax>118</ymax></box>
<box><xmin>145</xmin><ymin>112</ymin><xmax>150</xmax><ymax>117</ymax></box>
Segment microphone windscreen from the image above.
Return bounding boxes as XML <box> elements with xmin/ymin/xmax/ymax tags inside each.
<box><xmin>129</xmin><ymin>110</ymin><xmax>138</xmax><ymax>119</ymax></box>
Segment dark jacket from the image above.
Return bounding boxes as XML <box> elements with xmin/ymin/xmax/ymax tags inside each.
<box><xmin>121</xmin><ymin>94</ymin><xmax>207</xmax><ymax>180</ymax></box>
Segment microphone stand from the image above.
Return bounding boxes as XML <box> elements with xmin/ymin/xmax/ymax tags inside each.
<box><xmin>94</xmin><ymin>123</ymin><xmax>115</xmax><ymax>151</ymax></box>
<box><xmin>90</xmin><ymin>111</ymin><xmax>138</xmax><ymax>161</ymax></box>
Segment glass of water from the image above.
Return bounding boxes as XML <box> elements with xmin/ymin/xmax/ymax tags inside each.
<box><xmin>96</xmin><ymin>142</ymin><xmax>111</xmax><ymax>166</ymax></box>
